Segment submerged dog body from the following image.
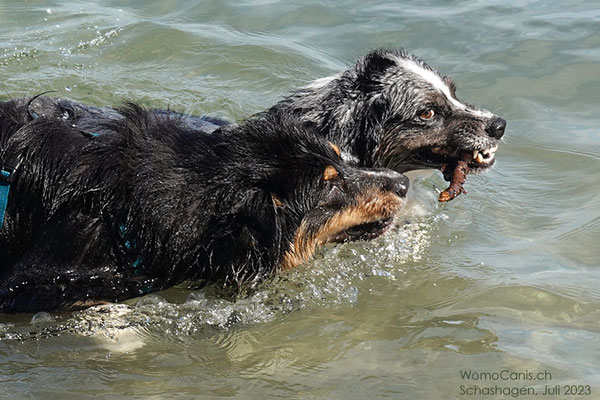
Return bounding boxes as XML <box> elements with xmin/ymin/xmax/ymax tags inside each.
<box><xmin>0</xmin><ymin>101</ymin><xmax>407</xmax><ymax>312</ymax></box>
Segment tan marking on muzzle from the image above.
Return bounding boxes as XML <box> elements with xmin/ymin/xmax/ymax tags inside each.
<box><xmin>280</xmin><ymin>190</ymin><xmax>403</xmax><ymax>270</ymax></box>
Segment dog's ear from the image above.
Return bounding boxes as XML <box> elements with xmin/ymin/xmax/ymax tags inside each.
<box><xmin>202</xmin><ymin>194</ymin><xmax>283</xmax><ymax>287</ymax></box>
<box><xmin>359</xmin><ymin>50</ymin><xmax>396</xmax><ymax>78</ymax></box>
<box><xmin>354</xmin><ymin>50</ymin><xmax>397</xmax><ymax>101</ymax></box>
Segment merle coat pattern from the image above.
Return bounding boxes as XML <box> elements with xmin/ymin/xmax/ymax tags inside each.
<box><xmin>265</xmin><ymin>49</ymin><xmax>506</xmax><ymax>174</ymax></box>
<box><xmin>159</xmin><ymin>49</ymin><xmax>506</xmax><ymax>175</ymax></box>
<box><xmin>8</xmin><ymin>49</ymin><xmax>506</xmax><ymax>177</ymax></box>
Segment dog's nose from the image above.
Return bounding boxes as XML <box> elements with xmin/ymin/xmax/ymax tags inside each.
<box><xmin>486</xmin><ymin>117</ymin><xmax>507</xmax><ymax>139</ymax></box>
<box><xmin>380</xmin><ymin>171</ymin><xmax>409</xmax><ymax>198</ymax></box>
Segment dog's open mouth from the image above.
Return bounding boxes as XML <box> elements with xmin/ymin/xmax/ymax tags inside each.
<box><xmin>332</xmin><ymin>216</ymin><xmax>395</xmax><ymax>243</ymax></box>
<box><xmin>414</xmin><ymin>144</ymin><xmax>499</xmax><ymax>202</ymax></box>
<box><xmin>417</xmin><ymin>144</ymin><xmax>498</xmax><ymax>171</ymax></box>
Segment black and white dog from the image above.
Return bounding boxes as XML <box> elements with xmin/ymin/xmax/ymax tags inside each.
<box><xmin>268</xmin><ymin>49</ymin><xmax>506</xmax><ymax>175</ymax></box>
<box><xmin>11</xmin><ymin>49</ymin><xmax>505</xmax><ymax>179</ymax></box>
<box><xmin>205</xmin><ymin>48</ymin><xmax>506</xmax><ymax>176</ymax></box>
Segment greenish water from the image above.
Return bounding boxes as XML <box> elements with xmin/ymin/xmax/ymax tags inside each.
<box><xmin>1</xmin><ymin>0</ymin><xmax>599</xmax><ymax>399</ymax></box>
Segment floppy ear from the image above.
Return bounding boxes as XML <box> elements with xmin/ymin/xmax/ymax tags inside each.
<box><xmin>202</xmin><ymin>193</ymin><xmax>283</xmax><ymax>288</ymax></box>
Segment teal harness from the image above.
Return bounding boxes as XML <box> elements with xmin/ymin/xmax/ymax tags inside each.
<box><xmin>0</xmin><ymin>125</ymin><xmax>144</xmax><ymax>275</ymax></box>
<box><xmin>0</xmin><ymin>159</ymin><xmax>17</xmax><ymax>230</ymax></box>
<box><xmin>0</xmin><ymin>99</ymin><xmax>41</xmax><ymax>231</ymax></box>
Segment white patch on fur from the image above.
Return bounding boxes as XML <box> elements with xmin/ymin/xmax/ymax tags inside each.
<box><xmin>340</xmin><ymin>151</ymin><xmax>359</xmax><ymax>164</ymax></box>
<box><xmin>305</xmin><ymin>74</ymin><xmax>339</xmax><ymax>89</ymax></box>
<box><xmin>396</xmin><ymin>57</ymin><xmax>493</xmax><ymax>119</ymax></box>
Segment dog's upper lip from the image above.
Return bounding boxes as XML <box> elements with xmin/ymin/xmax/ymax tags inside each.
<box><xmin>427</xmin><ymin>143</ymin><xmax>498</xmax><ymax>169</ymax></box>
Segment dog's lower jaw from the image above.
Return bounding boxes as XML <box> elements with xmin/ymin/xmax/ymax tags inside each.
<box><xmin>406</xmin><ymin>143</ymin><xmax>499</xmax><ymax>176</ymax></box>
<box><xmin>279</xmin><ymin>214</ymin><xmax>396</xmax><ymax>271</ymax></box>
<box><xmin>331</xmin><ymin>216</ymin><xmax>395</xmax><ymax>242</ymax></box>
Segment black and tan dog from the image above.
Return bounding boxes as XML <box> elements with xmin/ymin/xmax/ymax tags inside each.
<box><xmin>0</xmin><ymin>99</ymin><xmax>408</xmax><ymax>313</ymax></box>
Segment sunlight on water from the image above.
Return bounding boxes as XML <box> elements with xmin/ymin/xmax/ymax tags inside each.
<box><xmin>1</xmin><ymin>0</ymin><xmax>600</xmax><ymax>398</ymax></box>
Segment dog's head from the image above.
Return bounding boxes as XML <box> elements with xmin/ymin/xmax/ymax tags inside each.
<box><xmin>359</xmin><ymin>50</ymin><xmax>506</xmax><ymax>173</ymax></box>
<box><xmin>276</xmin><ymin>153</ymin><xmax>409</xmax><ymax>270</ymax></box>
<box><xmin>299</xmin><ymin>49</ymin><xmax>506</xmax><ymax>174</ymax></box>
<box><xmin>232</xmin><ymin>115</ymin><xmax>408</xmax><ymax>271</ymax></box>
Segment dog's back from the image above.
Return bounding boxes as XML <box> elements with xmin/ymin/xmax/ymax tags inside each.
<box><xmin>1</xmin><ymin>98</ymin><xmax>251</xmax><ymax>306</ymax></box>
<box><xmin>0</xmin><ymin>97</ymin><xmax>408</xmax><ymax>312</ymax></box>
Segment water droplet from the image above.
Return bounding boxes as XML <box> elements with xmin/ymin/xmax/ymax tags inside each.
<box><xmin>31</xmin><ymin>311</ymin><xmax>54</xmax><ymax>324</ymax></box>
<box><xmin>136</xmin><ymin>294</ymin><xmax>167</xmax><ymax>308</ymax></box>
<box><xmin>226</xmin><ymin>310</ymin><xmax>242</xmax><ymax>326</ymax></box>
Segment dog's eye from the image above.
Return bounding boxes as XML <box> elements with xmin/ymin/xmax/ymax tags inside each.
<box><xmin>419</xmin><ymin>109</ymin><xmax>435</xmax><ymax>120</ymax></box>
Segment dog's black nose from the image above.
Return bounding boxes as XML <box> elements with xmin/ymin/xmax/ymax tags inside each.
<box><xmin>381</xmin><ymin>171</ymin><xmax>409</xmax><ymax>198</ymax></box>
<box><xmin>487</xmin><ymin>117</ymin><xmax>507</xmax><ymax>139</ymax></box>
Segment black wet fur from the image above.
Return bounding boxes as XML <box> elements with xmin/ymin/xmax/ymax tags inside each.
<box><xmin>0</xmin><ymin>98</ymin><xmax>408</xmax><ymax>312</ymax></box>
<box><xmin>5</xmin><ymin>49</ymin><xmax>505</xmax><ymax>178</ymax></box>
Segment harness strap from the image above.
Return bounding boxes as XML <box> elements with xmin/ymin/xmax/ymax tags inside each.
<box><xmin>0</xmin><ymin>162</ymin><xmax>17</xmax><ymax>230</ymax></box>
<box><xmin>119</xmin><ymin>223</ymin><xmax>144</xmax><ymax>274</ymax></box>
<box><xmin>1</xmin><ymin>111</ymin><xmax>144</xmax><ymax>272</ymax></box>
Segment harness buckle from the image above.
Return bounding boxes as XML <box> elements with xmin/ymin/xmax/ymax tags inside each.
<box><xmin>0</xmin><ymin>165</ymin><xmax>16</xmax><ymax>185</ymax></box>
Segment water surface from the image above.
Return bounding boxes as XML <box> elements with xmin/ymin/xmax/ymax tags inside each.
<box><xmin>1</xmin><ymin>0</ymin><xmax>599</xmax><ymax>398</ymax></box>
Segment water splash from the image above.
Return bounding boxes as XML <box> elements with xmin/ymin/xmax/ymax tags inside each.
<box><xmin>0</xmin><ymin>214</ymin><xmax>434</xmax><ymax>346</ymax></box>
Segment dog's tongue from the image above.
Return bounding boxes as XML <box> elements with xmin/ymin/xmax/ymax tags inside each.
<box><xmin>439</xmin><ymin>152</ymin><xmax>472</xmax><ymax>202</ymax></box>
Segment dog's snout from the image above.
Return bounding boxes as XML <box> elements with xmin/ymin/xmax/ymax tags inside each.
<box><xmin>486</xmin><ymin>117</ymin><xmax>506</xmax><ymax>139</ymax></box>
<box><xmin>380</xmin><ymin>171</ymin><xmax>409</xmax><ymax>198</ymax></box>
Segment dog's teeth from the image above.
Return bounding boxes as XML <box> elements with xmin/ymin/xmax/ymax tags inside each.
<box><xmin>473</xmin><ymin>150</ymin><xmax>479</xmax><ymax>160</ymax></box>
<box><xmin>475</xmin><ymin>153</ymin><xmax>484</xmax><ymax>163</ymax></box>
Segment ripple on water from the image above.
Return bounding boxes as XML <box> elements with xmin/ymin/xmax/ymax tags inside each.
<box><xmin>0</xmin><ymin>209</ymin><xmax>434</xmax><ymax>347</ymax></box>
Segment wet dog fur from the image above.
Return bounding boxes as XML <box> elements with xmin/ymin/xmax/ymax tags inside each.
<box><xmin>7</xmin><ymin>49</ymin><xmax>505</xmax><ymax>178</ymax></box>
<box><xmin>0</xmin><ymin>101</ymin><xmax>408</xmax><ymax>312</ymax></box>
<box><xmin>266</xmin><ymin>49</ymin><xmax>506</xmax><ymax>175</ymax></box>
